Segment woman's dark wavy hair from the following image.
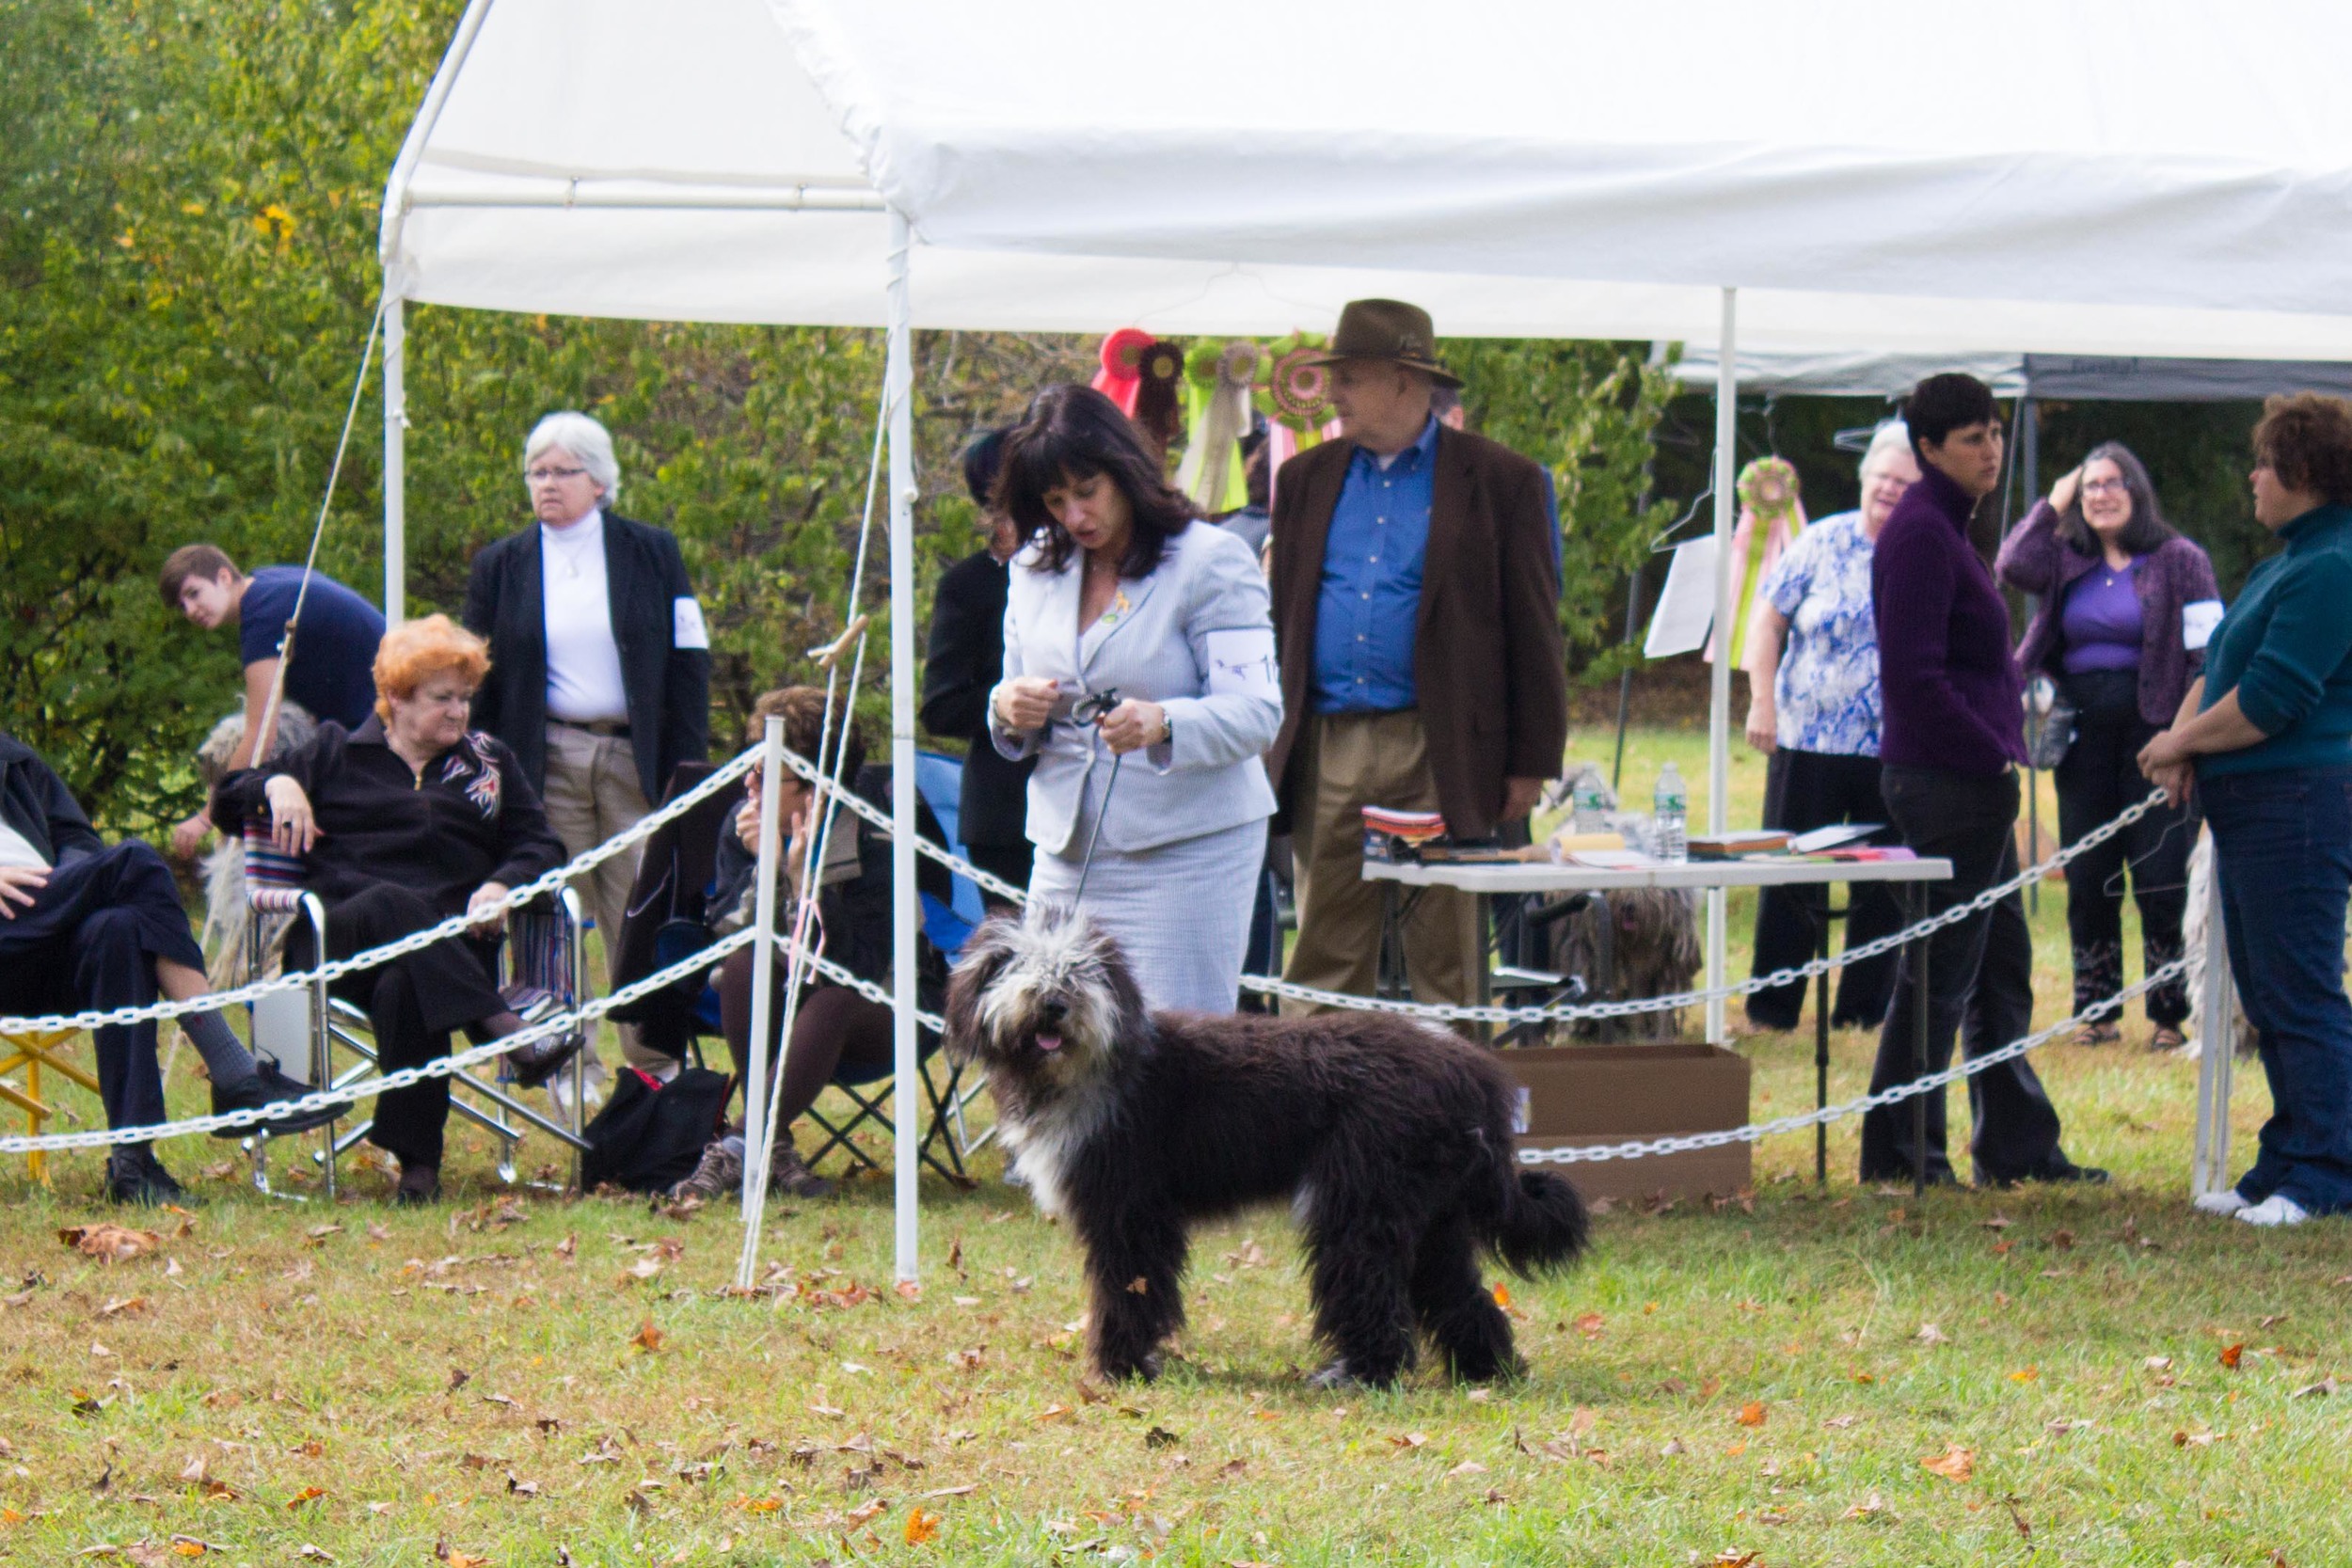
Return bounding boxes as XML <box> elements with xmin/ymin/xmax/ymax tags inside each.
<box><xmin>2057</xmin><ymin>441</ymin><xmax>2177</xmax><ymax>558</ymax></box>
<box><xmin>993</xmin><ymin>384</ymin><xmax>1196</xmax><ymax>577</ymax></box>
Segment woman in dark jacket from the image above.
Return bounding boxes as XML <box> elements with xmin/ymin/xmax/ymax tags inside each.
<box><xmin>1997</xmin><ymin>442</ymin><xmax>2220</xmax><ymax>1048</ymax></box>
<box><xmin>667</xmin><ymin>687</ymin><xmax>894</xmax><ymax>1203</ymax></box>
<box><xmin>212</xmin><ymin>616</ymin><xmax>572</xmax><ymax>1204</ymax></box>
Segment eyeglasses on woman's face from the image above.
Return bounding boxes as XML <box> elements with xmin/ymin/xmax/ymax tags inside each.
<box><xmin>526</xmin><ymin>466</ymin><xmax>589</xmax><ymax>484</ymax></box>
<box><xmin>2081</xmin><ymin>477</ymin><xmax>2128</xmax><ymax>496</ymax></box>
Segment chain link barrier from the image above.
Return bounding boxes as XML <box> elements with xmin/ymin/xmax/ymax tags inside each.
<box><xmin>0</xmin><ymin>926</ymin><xmax>758</xmax><ymax>1155</ymax></box>
<box><xmin>0</xmin><ymin>745</ymin><xmax>762</xmax><ymax>1037</ymax></box>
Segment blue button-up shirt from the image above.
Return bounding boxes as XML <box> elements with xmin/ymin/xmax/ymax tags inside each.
<box><xmin>1313</xmin><ymin>415</ymin><xmax>1438</xmax><ymax>713</ymax></box>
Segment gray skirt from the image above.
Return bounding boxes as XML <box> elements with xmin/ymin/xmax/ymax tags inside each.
<box><xmin>1028</xmin><ymin>815</ymin><xmax>1267</xmax><ymax>1014</ymax></box>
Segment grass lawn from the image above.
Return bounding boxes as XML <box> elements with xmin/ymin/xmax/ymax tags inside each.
<box><xmin>4</xmin><ymin>729</ymin><xmax>2347</xmax><ymax>1566</ymax></box>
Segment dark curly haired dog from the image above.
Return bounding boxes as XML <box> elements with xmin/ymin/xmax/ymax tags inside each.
<box><xmin>945</xmin><ymin>908</ymin><xmax>1590</xmax><ymax>1388</ymax></box>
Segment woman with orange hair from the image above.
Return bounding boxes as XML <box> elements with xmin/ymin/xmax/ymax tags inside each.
<box><xmin>212</xmin><ymin>615</ymin><xmax>571</xmax><ymax>1203</ymax></box>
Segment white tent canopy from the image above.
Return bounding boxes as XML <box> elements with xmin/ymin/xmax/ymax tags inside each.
<box><xmin>386</xmin><ymin>0</ymin><xmax>2352</xmax><ymax>1273</ymax></box>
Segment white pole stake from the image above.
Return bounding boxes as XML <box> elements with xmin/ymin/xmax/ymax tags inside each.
<box><xmin>383</xmin><ymin>293</ymin><xmax>405</xmax><ymax>626</ymax></box>
<box><xmin>1706</xmin><ymin>286</ymin><xmax>1737</xmax><ymax>1045</ymax></box>
<box><xmin>2190</xmin><ymin>832</ymin><xmax>2235</xmax><ymax>1196</ymax></box>
<box><xmin>740</xmin><ymin>716</ymin><xmax>786</xmax><ymax>1224</ymax></box>
<box><xmin>886</xmin><ymin>209</ymin><xmax>921</xmax><ymax>1287</ymax></box>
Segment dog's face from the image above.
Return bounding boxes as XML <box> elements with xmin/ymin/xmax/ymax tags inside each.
<box><xmin>945</xmin><ymin>906</ymin><xmax>1149</xmax><ymax>1098</ymax></box>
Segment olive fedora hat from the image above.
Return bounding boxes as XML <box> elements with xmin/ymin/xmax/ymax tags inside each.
<box><xmin>1306</xmin><ymin>298</ymin><xmax>1462</xmax><ymax>388</ymax></box>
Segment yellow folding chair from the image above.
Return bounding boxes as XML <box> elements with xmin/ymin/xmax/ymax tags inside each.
<box><xmin>0</xmin><ymin>1027</ymin><xmax>97</xmax><ymax>1186</ymax></box>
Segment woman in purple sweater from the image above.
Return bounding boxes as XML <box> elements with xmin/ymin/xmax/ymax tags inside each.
<box><xmin>1998</xmin><ymin>444</ymin><xmax>2219</xmax><ymax>1049</ymax></box>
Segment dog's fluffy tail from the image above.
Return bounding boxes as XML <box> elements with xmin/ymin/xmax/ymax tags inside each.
<box><xmin>1469</xmin><ymin>1127</ymin><xmax>1590</xmax><ymax>1275</ymax></box>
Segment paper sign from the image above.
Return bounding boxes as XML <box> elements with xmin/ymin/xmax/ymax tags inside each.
<box><xmin>674</xmin><ymin>595</ymin><xmax>710</xmax><ymax>650</ymax></box>
<box><xmin>1205</xmin><ymin>627</ymin><xmax>1279</xmax><ymax>700</ymax></box>
<box><xmin>2182</xmin><ymin>598</ymin><xmax>2223</xmax><ymax>651</ymax></box>
<box><xmin>1644</xmin><ymin>537</ymin><xmax>1721</xmax><ymax>659</ymax></box>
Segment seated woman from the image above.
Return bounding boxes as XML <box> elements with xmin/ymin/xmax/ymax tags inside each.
<box><xmin>3</xmin><ymin>731</ymin><xmax>335</xmax><ymax>1205</ymax></box>
<box><xmin>211</xmin><ymin>615</ymin><xmax>573</xmax><ymax>1205</ymax></box>
<box><xmin>671</xmin><ymin>687</ymin><xmax>894</xmax><ymax>1203</ymax></box>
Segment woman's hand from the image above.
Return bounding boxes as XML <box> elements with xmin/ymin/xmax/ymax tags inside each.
<box><xmin>168</xmin><ymin>811</ymin><xmax>214</xmax><ymax>861</ymax></box>
<box><xmin>2137</xmin><ymin>729</ymin><xmax>2195</xmax><ymax>805</ymax></box>
<box><xmin>2049</xmin><ymin>465</ymin><xmax>2084</xmax><ymax>515</ymax></box>
<box><xmin>993</xmin><ymin>676</ymin><xmax>1061</xmax><ymax>733</ymax></box>
<box><xmin>1743</xmin><ymin>697</ymin><xmax>1777</xmax><ymax>756</ymax></box>
<box><xmin>0</xmin><ymin>864</ymin><xmax>48</xmax><ymax>921</ymax></box>
<box><xmin>466</xmin><ymin>880</ymin><xmax>511</xmax><ymax>938</ymax></box>
<box><xmin>262</xmin><ymin>776</ymin><xmax>320</xmax><ymax>855</ymax></box>
<box><xmin>1096</xmin><ymin>698</ymin><xmax>1168</xmax><ymax>755</ymax></box>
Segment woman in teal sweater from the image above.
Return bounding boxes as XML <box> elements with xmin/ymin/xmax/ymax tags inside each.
<box><xmin>2140</xmin><ymin>394</ymin><xmax>2352</xmax><ymax>1227</ymax></box>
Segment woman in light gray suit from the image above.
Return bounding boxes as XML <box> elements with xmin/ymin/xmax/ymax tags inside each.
<box><xmin>990</xmin><ymin>386</ymin><xmax>1282</xmax><ymax>1012</ymax></box>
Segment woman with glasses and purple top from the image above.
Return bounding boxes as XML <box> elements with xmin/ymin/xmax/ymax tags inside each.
<box><xmin>1998</xmin><ymin>443</ymin><xmax>2219</xmax><ymax>1050</ymax></box>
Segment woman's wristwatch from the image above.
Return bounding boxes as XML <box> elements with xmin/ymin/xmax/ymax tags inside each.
<box><xmin>1156</xmin><ymin>707</ymin><xmax>1174</xmax><ymax>748</ymax></box>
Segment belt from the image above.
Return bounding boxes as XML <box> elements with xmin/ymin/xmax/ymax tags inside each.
<box><xmin>550</xmin><ymin>717</ymin><xmax>631</xmax><ymax>738</ymax></box>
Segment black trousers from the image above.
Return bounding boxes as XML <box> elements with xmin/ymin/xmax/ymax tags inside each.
<box><xmin>1860</xmin><ymin>767</ymin><xmax>2069</xmax><ymax>1185</ymax></box>
<box><xmin>0</xmin><ymin>843</ymin><xmax>206</xmax><ymax>1136</ymax></box>
<box><xmin>286</xmin><ymin>883</ymin><xmax>505</xmax><ymax>1170</ymax></box>
<box><xmin>2053</xmin><ymin>671</ymin><xmax>2191</xmax><ymax>1028</ymax></box>
<box><xmin>1746</xmin><ymin>748</ymin><xmax>1903</xmax><ymax>1030</ymax></box>
<box><xmin>964</xmin><ymin>840</ymin><xmax>1035</xmax><ymax>915</ymax></box>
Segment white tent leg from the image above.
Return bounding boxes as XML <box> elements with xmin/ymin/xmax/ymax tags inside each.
<box><xmin>2191</xmin><ymin>834</ymin><xmax>2235</xmax><ymax>1197</ymax></box>
<box><xmin>1706</xmin><ymin>286</ymin><xmax>1737</xmax><ymax>1045</ymax></box>
<box><xmin>384</xmin><ymin>293</ymin><xmax>405</xmax><ymax>625</ymax></box>
<box><xmin>886</xmin><ymin>209</ymin><xmax>921</xmax><ymax>1286</ymax></box>
<box><xmin>739</xmin><ymin>717</ymin><xmax>786</xmax><ymax>1225</ymax></box>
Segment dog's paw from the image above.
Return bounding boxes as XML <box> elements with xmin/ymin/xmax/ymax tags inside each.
<box><xmin>1098</xmin><ymin>1351</ymin><xmax>1164</xmax><ymax>1384</ymax></box>
<box><xmin>1304</xmin><ymin>1359</ymin><xmax>1373</xmax><ymax>1392</ymax></box>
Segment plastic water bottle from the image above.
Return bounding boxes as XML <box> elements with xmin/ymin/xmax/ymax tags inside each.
<box><xmin>1654</xmin><ymin>761</ymin><xmax>1689</xmax><ymax>863</ymax></box>
<box><xmin>1570</xmin><ymin>765</ymin><xmax>1610</xmax><ymax>834</ymax></box>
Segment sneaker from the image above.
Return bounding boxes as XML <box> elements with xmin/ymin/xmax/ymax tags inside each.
<box><xmin>670</xmin><ymin>1139</ymin><xmax>744</xmax><ymax>1202</ymax></box>
<box><xmin>2236</xmin><ymin>1194</ymin><xmax>2311</xmax><ymax>1227</ymax></box>
<box><xmin>768</xmin><ymin>1142</ymin><xmax>834</xmax><ymax>1200</ymax></box>
<box><xmin>105</xmin><ymin>1148</ymin><xmax>189</xmax><ymax>1207</ymax></box>
<box><xmin>2193</xmin><ymin>1189</ymin><xmax>2252</xmax><ymax>1216</ymax></box>
<box><xmin>210</xmin><ymin>1059</ymin><xmax>349</xmax><ymax>1137</ymax></box>
<box><xmin>500</xmin><ymin>983</ymin><xmax>558</xmax><ymax>1023</ymax></box>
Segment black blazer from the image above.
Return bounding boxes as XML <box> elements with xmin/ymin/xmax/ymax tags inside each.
<box><xmin>0</xmin><ymin>732</ymin><xmax>103</xmax><ymax>868</ymax></box>
<box><xmin>918</xmin><ymin>548</ymin><xmax>1035</xmax><ymax>849</ymax></box>
<box><xmin>462</xmin><ymin>513</ymin><xmax>711</xmax><ymax>804</ymax></box>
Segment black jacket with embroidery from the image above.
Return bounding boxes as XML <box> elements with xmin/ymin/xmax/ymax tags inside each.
<box><xmin>211</xmin><ymin>717</ymin><xmax>565</xmax><ymax>915</ymax></box>
<box><xmin>0</xmin><ymin>732</ymin><xmax>103</xmax><ymax>868</ymax></box>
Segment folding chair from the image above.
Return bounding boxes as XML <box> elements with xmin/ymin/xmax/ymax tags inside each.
<box><xmin>0</xmin><ymin>1026</ymin><xmax>97</xmax><ymax>1186</ymax></box>
<box><xmin>239</xmin><ymin>825</ymin><xmax>594</xmax><ymax>1198</ymax></box>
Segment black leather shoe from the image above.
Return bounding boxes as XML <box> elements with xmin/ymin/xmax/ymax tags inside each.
<box><xmin>105</xmin><ymin>1148</ymin><xmax>189</xmax><ymax>1207</ymax></box>
<box><xmin>504</xmin><ymin>1027</ymin><xmax>585</xmax><ymax>1090</ymax></box>
<box><xmin>393</xmin><ymin>1162</ymin><xmax>441</xmax><ymax>1206</ymax></box>
<box><xmin>210</xmin><ymin>1060</ymin><xmax>350</xmax><ymax>1137</ymax></box>
<box><xmin>1982</xmin><ymin>1158</ymin><xmax>2110</xmax><ymax>1190</ymax></box>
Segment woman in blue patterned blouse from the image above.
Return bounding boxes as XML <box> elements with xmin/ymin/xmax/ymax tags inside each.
<box><xmin>1739</xmin><ymin>421</ymin><xmax>1918</xmax><ymax>1032</ymax></box>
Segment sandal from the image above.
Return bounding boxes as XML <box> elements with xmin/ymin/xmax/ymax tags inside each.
<box><xmin>2071</xmin><ymin>1022</ymin><xmax>2122</xmax><ymax>1047</ymax></box>
<box><xmin>2150</xmin><ymin>1026</ymin><xmax>2188</xmax><ymax>1052</ymax></box>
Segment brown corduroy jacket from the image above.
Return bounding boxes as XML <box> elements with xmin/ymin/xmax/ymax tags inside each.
<box><xmin>1264</xmin><ymin>424</ymin><xmax>1567</xmax><ymax>840</ymax></box>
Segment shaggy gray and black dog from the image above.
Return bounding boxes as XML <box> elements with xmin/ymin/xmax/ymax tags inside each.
<box><xmin>945</xmin><ymin>908</ymin><xmax>1591</xmax><ymax>1388</ymax></box>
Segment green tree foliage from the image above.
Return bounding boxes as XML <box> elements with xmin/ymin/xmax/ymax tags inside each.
<box><xmin>4</xmin><ymin>0</ymin><xmax>1668</xmax><ymax>833</ymax></box>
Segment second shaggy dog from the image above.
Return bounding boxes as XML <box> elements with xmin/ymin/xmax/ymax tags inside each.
<box><xmin>946</xmin><ymin>908</ymin><xmax>1590</xmax><ymax>1388</ymax></box>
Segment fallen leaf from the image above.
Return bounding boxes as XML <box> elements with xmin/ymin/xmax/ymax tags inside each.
<box><xmin>97</xmin><ymin>1296</ymin><xmax>147</xmax><ymax>1318</ymax></box>
<box><xmin>296</xmin><ymin>1548</ymin><xmax>336</xmax><ymax>1563</ymax></box>
<box><xmin>1574</xmin><ymin>1311</ymin><xmax>1606</xmax><ymax>1337</ymax></box>
<box><xmin>2219</xmin><ymin>1343</ymin><xmax>2245</xmax><ymax>1370</ymax></box>
<box><xmin>1842</xmin><ymin>1492</ymin><xmax>1889</xmax><ymax>1520</ymax></box>
<box><xmin>1822</xmin><ymin>1414</ymin><xmax>1862</xmax><ymax>1431</ymax></box>
<box><xmin>2050</xmin><ymin>1229</ymin><xmax>2075</xmax><ymax>1251</ymax></box>
<box><xmin>2291</xmin><ymin>1377</ymin><xmax>2338</xmax><ymax>1400</ymax></box>
<box><xmin>629</xmin><ymin>1320</ymin><xmax>664</xmax><ymax>1353</ymax></box>
<box><xmin>1443</xmin><ymin>1460</ymin><xmax>1488</xmax><ymax>1480</ymax></box>
<box><xmin>286</xmin><ymin>1486</ymin><xmax>324</xmax><ymax>1509</ymax></box>
<box><xmin>1490</xmin><ymin>1282</ymin><xmax>1512</xmax><ymax>1308</ymax></box>
<box><xmin>1979</xmin><ymin>1213</ymin><xmax>2012</xmax><ymax>1229</ymax></box>
<box><xmin>1387</xmin><ymin>1432</ymin><xmax>1428</xmax><ymax>1450</ymax></box>
<box><xmin>1915</xmin><ymin>1323</ymin><xmax>1948</xmax><ymax>1345</ymax></box>
<box><xmin>2009</xmin><ymin>1367</ymin><xmax>2039</xmax><ymax>1384</ymax></box>
<box><xmin>57</xmin><ymin>1225</ymin><xmax>161</xmax><ymax>1264</ymax></box>
<box><xmin>1124</xmin><ymin>1276</ymin><xmax>1149</xmax><ymax>1295</ymax></box>
<box><xmin>845</xmin><ymin>1498</ymin><xmax>887</xmax><ymax>1527</ymax></box>
<box><xmin>1919</xmin><ymin>1444</ymin><xmax>1974</xmax><ymax>1482</ymax></box>
<box><xmin>903</xmin><ymin>1506</ymin><xmax>941</xmax><ymax>1544</ymax></box>
<box><xmin>1143</xmin><ymin>1427</ymin><xmax>1181</xmax><ymax>1450</ymax></box>
<box><xmin>895</xmin><ymin>1280</ymin><xmax>922</xmax><ymax>1302</ymax></box>
<box><xmin>1735</xmin><ymin>1402</ymin><xmax>1767</xmax><ymax>1428</ymax></box>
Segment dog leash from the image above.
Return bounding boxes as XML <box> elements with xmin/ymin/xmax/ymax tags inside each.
<box><xmin>1070</xmin><ymin>688</ymin><xmax>1122</xmax><ymax>906</ymax></box>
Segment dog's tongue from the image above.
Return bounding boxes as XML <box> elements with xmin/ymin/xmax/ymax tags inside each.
<box><xmin>1035</xmin><ymin>1033</ymin><xmax>1064</xmax><ymax>1053</ymax></box>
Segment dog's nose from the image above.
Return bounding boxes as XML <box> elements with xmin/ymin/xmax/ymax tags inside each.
<box><xmin>1038</xmin><ymin>999</ymin><xmax>1068</xmax><ymax>1027</ymax></box>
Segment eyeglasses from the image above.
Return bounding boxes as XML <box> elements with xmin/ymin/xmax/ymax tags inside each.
<box><xmin>2081</xmin><ymin>478</ymin><xmax>2128</xmax><ymax>495</ymax></box>
<box><xmin>526</xmin><ymin>466</ymin><xmax>589</xmax><ymax>483</ymax></box>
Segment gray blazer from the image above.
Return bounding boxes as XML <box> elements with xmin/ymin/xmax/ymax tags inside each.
<box><xmin>991</xmin><ymin>521</ymin><xmax>1281</xmax><ymax>857</ymax></box>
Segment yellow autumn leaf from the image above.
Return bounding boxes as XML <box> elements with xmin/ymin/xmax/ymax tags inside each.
<box><xmin>904</xmin><ymin>1506</ymin><xmax>942</xmax><ymax>1544</ymax></box>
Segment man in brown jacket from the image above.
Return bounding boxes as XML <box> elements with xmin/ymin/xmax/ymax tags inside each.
<box><xmin>1266</xmin><ymin>299</ymin><xmax>1567</xmax><ymax>1006</ymax></box>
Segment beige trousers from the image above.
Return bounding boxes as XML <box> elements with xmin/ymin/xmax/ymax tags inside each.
<box><xmin>1282</xmin><ymin>710</ymin><xmax>1479</xmax><ymax>1012</ymax></box>
<box><xmin>541</xmin><ymin>721</ymin><xmax>660</xmax><ymax>1070</ymax></box>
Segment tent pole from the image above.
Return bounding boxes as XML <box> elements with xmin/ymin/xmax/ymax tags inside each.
<box><xmin>886</xmin><ymin>209</ymin><xmax>920</xmax><ymax>1286</ymax></box>
<box><xmin>383</xmin><ymin>293</ymin><xmax>405</xmax><ymax>625</ymax></box>
<box><xmin>739</xmin><ymin>717</ymin><xmax>785</xmax><ymax>1224</ymax></box>
<box><xmin>2191</xmin><ymin>846</ymin><xmax>2235</xmax><ymax>1196</ymax></box>
<box><xmin>1706</xmin><ymin>287</ymin><xmax>1737</xmax><ymax>1045</ymax></box>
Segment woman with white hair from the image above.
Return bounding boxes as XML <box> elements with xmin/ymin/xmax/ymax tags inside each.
<box><xmin>1739</xmin><ymin>421</ymin><xmax>1920</xmax><ymax>1032</ymax></box>
<box><xmin>462</xmin><ymin>410</ymin><xmax>710</xmax><ymax>1076</ymax></box>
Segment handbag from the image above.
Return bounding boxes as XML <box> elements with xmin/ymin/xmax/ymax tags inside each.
<box><xmin>2024</xmin><ymin>676</ymin><xmax>2077</xmax><ymax>770</ymax></box>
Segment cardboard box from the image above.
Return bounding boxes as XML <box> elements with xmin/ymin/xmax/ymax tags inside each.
<box><xmin>1502</xmin><ymin>1041</ymin><xmax>1753</xmax><ymax>1202</ymax></box>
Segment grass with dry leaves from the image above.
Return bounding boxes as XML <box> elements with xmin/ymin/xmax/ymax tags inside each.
<box><xmin>3</xmin><ymin>728</ymin><xmax>2348</xmax><ymax>1565</ymax></box>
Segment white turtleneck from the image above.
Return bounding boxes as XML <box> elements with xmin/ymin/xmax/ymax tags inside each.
<box><xmin>539</xmin><ymin>508</ymin><xmax>629</xmax><ymax>723</ymax></box>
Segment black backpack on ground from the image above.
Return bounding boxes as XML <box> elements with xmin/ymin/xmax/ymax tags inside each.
<box><xmin>579</xmin><ymin>1065</ymin><xmax>732</xmax><ymax>1194</ymax></box>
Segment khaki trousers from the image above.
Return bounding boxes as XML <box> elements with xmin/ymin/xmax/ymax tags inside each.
<box><xmin>541</xmin><ymin>721</ymin><xmax>660</xmax><ymax>1070</ymax></box>
<box><xmin>1282</xmin><ymin>710</ymin><xmax>1478</xmax><ymax>1012</ymax></box>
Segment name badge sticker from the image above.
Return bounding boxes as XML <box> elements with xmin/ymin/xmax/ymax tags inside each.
<box><xmin>2182</xmin><ymin>599</ymin><xmax>2223</xmax><ymax>652</ymax></box>
<box><xmin>674</xmin><ymin>596</ymin><xmax>710</xmax><ymax>651</ymax></box>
